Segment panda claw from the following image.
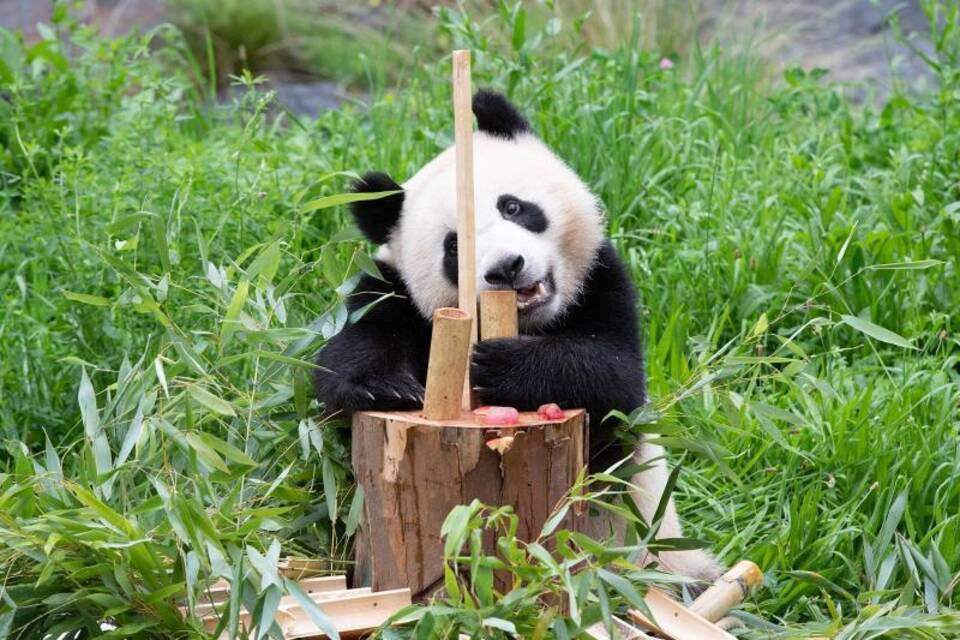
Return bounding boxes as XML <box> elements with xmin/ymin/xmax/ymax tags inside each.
<box><xmin>392</xmin><ymin>390</ymin><xmax>403</xmax><ymax>399</ymax></box>
<box><xmin>364</xmin><ymin>390</ymin><xmax>376</xmax><ymax>401</ymax></box>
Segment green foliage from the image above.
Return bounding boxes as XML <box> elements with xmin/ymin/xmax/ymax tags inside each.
<box><xmin>169</xmin><ymin>0</ymin><xmax>437</xmax><ymax>89</ymax></box>
<box><xmin>0</xmin><ymin>1</ymin><xmax>959</xmax><ymax>638</ymax></box>
<box><xmin>383</xmin><ymin>481</ymin><xmax>695</xmax><ymax>639</ymax></box>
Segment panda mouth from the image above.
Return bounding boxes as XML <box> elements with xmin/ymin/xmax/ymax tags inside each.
<box><xmin>515</xmin><ymin>274</ymin><xmax>555</xmax><ymax>311</ymax></box>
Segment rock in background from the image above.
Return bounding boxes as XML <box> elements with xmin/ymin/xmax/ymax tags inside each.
<box><xmin>0</xmin><ymin>0</ymin><xmax>938</xmax><ymax>110</ymax></box>
<box><xmin>703</xmin><ymin>0</ymin><xmax>934</xmax><ymax>95</ymax></box>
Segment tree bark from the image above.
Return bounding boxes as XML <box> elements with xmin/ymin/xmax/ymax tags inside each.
<box><xmin>351</xmin><ymin>409</ymin><xmax>587</xmax><ymax>596</ymax></box>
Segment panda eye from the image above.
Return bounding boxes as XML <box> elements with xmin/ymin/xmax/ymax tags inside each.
<box><xmin>444</xmin><ymin>232</ymin><xmax>458</xmax><ymax>254</ymax></box>
<box><xmin>504</xmin><ymin>200</ymin><xmax>522</xmax><ymax>216</ymax></box>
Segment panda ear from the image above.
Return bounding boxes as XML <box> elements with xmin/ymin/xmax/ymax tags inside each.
<box><xmin>473</xmin><ymin>89</ymin><xmax>531</xmax><ymax>139</ymax></box>
<box><xmin>349</xmin><ymin>172</ymin><xmax>404</xmax><ymax>245</ymax></box>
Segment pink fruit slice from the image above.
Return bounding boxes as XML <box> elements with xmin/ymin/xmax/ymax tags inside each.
<box><xmin>537</xmin><ymin>403</ymin><xmax>565</xmax><ymax>420</ymax></box>
<box><xmin>482</xmin><ymin>406</ymin><xmax>520</xmax><ymax>425</ymax></box>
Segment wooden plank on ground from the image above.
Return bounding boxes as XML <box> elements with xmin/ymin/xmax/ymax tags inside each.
<box><xmin>280</xmin><ymin>558</ymin><xmax>335</xmax><ymax>579</ymax></box>
<box><xmin>193</xmin><ymin>587</ymin><xmax>411</xmax><ymax>639</ymax></box>
<box><xmin>199</xmin><ymin>576</ymin><xmax>348</xmax><ymax>606</ymax></box>
<box><xmin>585</xmin><ymin>615</ymin><xmax>654</xmax><ymax>639</ymax></box>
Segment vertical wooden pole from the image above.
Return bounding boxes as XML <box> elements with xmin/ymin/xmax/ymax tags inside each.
<box><xmin>452</xmin><ymin>49</ymin><xmax>476</xmax><ymax>411</ymax></box>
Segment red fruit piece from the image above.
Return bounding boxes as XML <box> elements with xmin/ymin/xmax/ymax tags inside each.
<box><xmin>482</xmin><ymin>406</ymin><xmax>520</xmax><ymax>425</ymax></box>
<box><xmin>537</xmin><ymin>403</ymin><xmax>565</xmax><ymax>420</ymax></box>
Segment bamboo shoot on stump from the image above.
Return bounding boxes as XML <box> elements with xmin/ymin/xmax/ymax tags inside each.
<box><xmin>422</xmin><ymin>308</ymin><xmax>472</xmax><ymax>421</ymax></box>
<box><xmin>479</xmin><ymin>290</ymin><xmax>519</xmax><ymax>339</ymax></box>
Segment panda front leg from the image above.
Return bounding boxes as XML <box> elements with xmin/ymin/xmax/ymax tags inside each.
<box><xmin>314</xmin><ymin>270</ymin><xmax>431</xmax><ymax>415</ymax></box>
<box><xmin>314</xmin><ymin>324</ymin><xmax>427</xmax><ymax>413</ymax></box>
<box><xmin>470</xmin><ymin>335</ymin><xmax>644</xmax><ymax>412</ymax></box>
<box><xmin>629</xmin><ymin>440</ymin><xmax>724</xmax><ymax>584</ymax></box>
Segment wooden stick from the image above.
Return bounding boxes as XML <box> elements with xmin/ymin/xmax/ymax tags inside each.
<box><xmin>586</xmin><ymin>559</ymin><xmax>764</xmax><ymax>639</ymax></box>
<box><xmin>422</xmin><ymin>308</ymin><xmax>473</xmax><ymax>420</ymax></box>
<box><xmin>584</xmin><ymin>616</ymin><xmax>648</xmax><ymax>639</ymax></box>
<box><xmin>628</xmin><ymin>588</ymin><xmax>737</xmax><ymax>640</ymax></box>
<box><xmin>452</xmin><ymin>49</ymin><xmax>477</xmax><ymax>410</ymax></box>
<box><xmin>479</xmin><ymin>290</ymin><xmax>518</xmax><ymax>340</ymax></box>
<box><xmin>690</xmin><ymin>560</ymin><xmax>763</xmax><ymax>622</ymax></box>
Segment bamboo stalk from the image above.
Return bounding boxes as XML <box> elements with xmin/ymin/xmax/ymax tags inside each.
<box><xmin>479</xmin><ymin>290</ymin><xmax>518</xmax><ymax>340</ymax></box>
<box><xmin>452</xmin><ymin>49</ymin><xmax>477</xmax><ymax>410</ymax></box>
<box><xmin>689</xmin><ymin>560</ymin><xmax>763</xmax><ymax>623</ymax></box>
<box><xmin>422</xmin><ymin>308</ymin><xmax>472</xmax><ymax>420</ymax></box>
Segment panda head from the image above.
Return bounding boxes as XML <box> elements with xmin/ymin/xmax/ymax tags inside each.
<box><xmin>349</xmin><ymin>90</ymin><xmax>605</xmax><ymax>329</ymax></box>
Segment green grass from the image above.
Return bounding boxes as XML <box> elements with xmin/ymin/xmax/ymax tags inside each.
<box><xmin>1</xmin><ymin>2</ymin><xmax>959</xmax><ymax>638</ymax></box>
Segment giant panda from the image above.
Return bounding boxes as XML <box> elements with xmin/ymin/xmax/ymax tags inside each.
<box><xmin>315</xmin><ymin>90</ymin><xmax>722</xmax><ymax>583</ymax></box>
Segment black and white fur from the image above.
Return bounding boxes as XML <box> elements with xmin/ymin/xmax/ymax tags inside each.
<box><xmin>315</xmin><ymin>90</ymin><xmax>722</xmax><ymax>582</ymax></box>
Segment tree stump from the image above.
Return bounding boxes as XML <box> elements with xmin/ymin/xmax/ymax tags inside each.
<box><xmin>352</xmin><ymin>408</ymin><xmax>587</xmax><ymax>596</ymax></box>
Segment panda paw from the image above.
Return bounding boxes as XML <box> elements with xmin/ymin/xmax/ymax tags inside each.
<box><xmin>320</xmin><ymin>370</ymin><xmax>425</xmax><ymax>413</ymax></box>
<box><xmin>471</xmin><ymin>337</ymin><xmax>537</xmax><ymax>405</ymax></box>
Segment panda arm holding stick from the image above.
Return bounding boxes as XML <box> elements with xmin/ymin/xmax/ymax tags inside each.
<box><xmin>470</xmin><ymin>239</ymin><xmax>646</xmax><ymax>470</ymax></box>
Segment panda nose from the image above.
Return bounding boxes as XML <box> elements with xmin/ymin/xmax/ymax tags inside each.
<box><xmin>484</xmin><ymin>255</ymin><xmax>525</xmax><ymax>286</ymax></box>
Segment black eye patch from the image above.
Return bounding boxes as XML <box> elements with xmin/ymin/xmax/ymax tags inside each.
<box><xmin>442</xmin><ymin>231</ymin><xmax>458</xmax><ymax>285</ymax></box>
<box><xmin>496</xmin><ymin>195</ymin><xmax>548</xmax><ymax>233</ymax></box>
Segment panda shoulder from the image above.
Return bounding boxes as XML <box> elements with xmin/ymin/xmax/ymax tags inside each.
<box><xmin>344</xmin><ymin>259</ymin><xmax>411</xmax><ymax>313</ymax></box>
<box><xmin>582</xmin><ymin>241</ymin><xmax>638</xmax><ymax>306</ymax></box>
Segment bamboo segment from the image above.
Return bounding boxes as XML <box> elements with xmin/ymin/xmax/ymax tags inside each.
<box><xmin>586</xmin><ymin>560</ymin><xmax>763</xmax><ymax>640</ymax></box>
<box><xmin>479</xmin><ymin>290</ymin><xmax>518</xmax><ymax>340</ymax></box>
<box><xmin>422</xmin><ymin>308</ymin><xmax>472</xmax><ymax>420</ymax></box>
<box><xmin>690</xmin><ymin>560</ymin><xmax>763</xmax><ymax>622</ymax></box>
<box><xmin>628</xmin><ymin>588</ymin><xmax>737</xmax><ymax>640</ymax></box>
<box><xmin>452</xmin><ymin>49</ymin><xmax>477</xmax><ymax>410</ymax></box>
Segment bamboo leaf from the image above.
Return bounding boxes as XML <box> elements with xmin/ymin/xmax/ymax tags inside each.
<box><xmin>188</xmin><ymin>385</ymin><xmax>237</xmax><ymax>416</ymax></box>
<box><xmin>62</xmin><ymin>290</ymin><xmax>111</xmax><ymax>306</ymax></box>
<box><xmin>221</xmin><ymin>279</ymin><xmax>250</xmax><ymax>345</ymax></box>
<box><xmin>840</xmin><ymin>315</ymin><xmax>915</xmax><ymax>349</ymax></box>
<box><xmin>345</xmin><ymin>486</ymin><xmax>364</xmax><ymax>537</ymax></box>
<box><xmin>184</xmin><ymin>432</ymin><xmax>229</xmax><ymax>474</ymax></box>
<box><xmin>284</xmin><ymin>578</ymin><xmax>341</xmax><ymax>639</ymax></box>
<box><xmin>322</xmin><ymin>456</ymin><xmax>338</xmax><ymax>524</ymax></box>
<box><xmin>79</xmin><ymin>369</ymin><xmax>112</xmax><ymax>486</ymax></box>
<box><xmin>866</xmin><ymin>259</ymin><xmax>943</xmax><ymax>271</ymax></box>
<box><xmin>116</xmin><ymin>397</ymin><xmax>149</xmax><ymax>468</ymax></box>
<box><xmin>597</xmin><ymin>568</ymin><xmax>646</xmax><ymax>611</ymax></box>
<box><xmin>247</xmin><ymin>544</ymin><xmax>282</xmax><ymax>590</ymax></box>
<box><xmin>247</xmin><ymin>240</ymin><xmax>283</xmax><ymax>285</ymax></box>
<box><xmin>196</xmin><ymin>431</ymin><xmax>257</xmax><ymax>468</ymax></box>
<box><xmin>300</xmin><ymin>190</ymin><xmax>402</xmax><ymax>214</ymax></box>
